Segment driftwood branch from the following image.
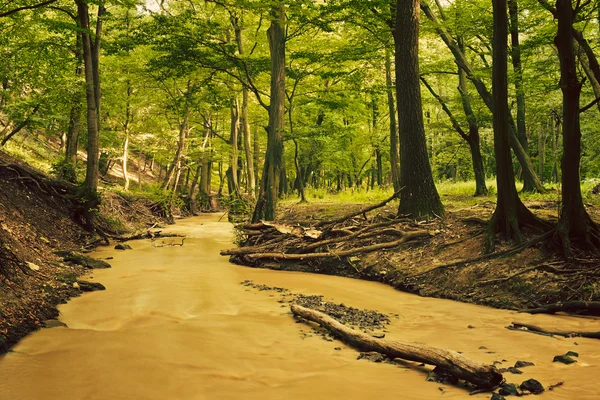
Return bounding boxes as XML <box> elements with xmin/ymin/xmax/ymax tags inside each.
<box><xmin>239</xmin><ymin>230</ymin><xmax>431</xmax><ymax>260</ymax></box>
<box><xmin>152</xmin><ymin>238</ymin><xmax>186</xmax><ymax>247</ymax></box>
<box><xmin>291</xmin><ymin>304</ymin><xmax>503</xmax><ymax>389</ymax></box>
<box><xmin>508</xmin><ymin>322</ymin><xmax>600</xmax><ymax>339</ymax></box>
<box><xmin>520</xmin><ymin>301</ymin><xmax>600</xmax><ymax>316</ymax></box>
<box><xmin>315</xmin><ymin>189</ymin><xmax>402</xmax><ymax>228</ymax></box>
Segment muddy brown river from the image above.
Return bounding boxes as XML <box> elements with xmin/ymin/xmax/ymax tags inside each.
<box><xmin>1</xmin><ymin>214</ymin><xmax>599</xmax><ymax>399</ymax></box>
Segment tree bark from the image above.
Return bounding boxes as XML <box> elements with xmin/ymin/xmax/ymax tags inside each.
<box><xmin>252</xmin><ymin>5</ymin><xmax>286</xmax><ymax>222</ymax></box>
<box><xmin>508</xmin><ymin>0</ymin><xmax>534</xmax><ymax>192</ymax></box>
<box><xmin>554</xmin><ymin>0</ymin><xmax>600</xmax><ymax>256</ymax></box>
<box><xmin>385</xmin><ymin>46</ymin><xmax>401</xmax><ymax>192</ymax></box>
<box><xmin>76</xmin><ymin>0</ymin><xmax>100</xmax><ymax>195</ymax></box>
<box><xmin>394</xmin><ymin>0</ymin><xmax>444</xmax><ymax>219</ymax></box>
<box><xmin>229</xmin><ymin>96</ymin><xmax>240</xmax><ymax>196</ymax></box>
<box><xmin>290</xmin><ymin>305</ymin><xmax>503</xmax><ymax>389</ymax></box>
<box><xmin>488</xmin><ymin>0</ymin><xmax>540</xmax><ymax>246</ymax></box>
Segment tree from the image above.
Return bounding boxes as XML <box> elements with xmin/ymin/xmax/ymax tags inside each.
<box><xmin>252</xmin><ymin>5</ymin><xmax>286</xmax><ymax>222</ymax></box>
<box><xmin>553</xmin><ymin>0</ymin><xmax>600</xmax><ymax>256</ymax></box>
<box><xmin>488</xmin><ymin>0</ymin><xmax>542</xmax><ymax>246</ymax></box>
<box><xmin>394</xmin><ymin>0</ymin><xmax>444</xmax><ymax>218</ymax></box>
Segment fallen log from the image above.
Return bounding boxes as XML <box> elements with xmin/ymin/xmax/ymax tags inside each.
<box><xmin>241</xmin><ymin>230</ymin><xmax>431</xmax><ymax>260</ymax></box>
<box><xmin>315</xmin><ymin>189</ymin><xmax>402</xmax><ymax>228</ymax></box>
<box><xmin>291</xmin><ymin>304</ymin><xmax>503</xmax><ymax>389</ymax></box>
<box><xmin>520</xmin><ymin>301</ymin><xmax>600</xmax><ymax>316</ymax></box>
<box><xmin>507</xmin><ymin>322</ymin><xmax>600</xmax><ymax>339</ymax></box>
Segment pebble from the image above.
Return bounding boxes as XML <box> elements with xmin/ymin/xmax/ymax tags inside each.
<box><xmin>520</xmin><ymin>379</ymin><xmax>545</xmax><ymax>394</ymax></box>
<box><xmin>553</xmin><ymin>355</ymin><xmax>576</xmax><ymax>364</ymax></box>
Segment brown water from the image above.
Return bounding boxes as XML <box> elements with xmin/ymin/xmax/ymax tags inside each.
<box><xmin>1</xmin><ymin>214</ymin><xmax>599</xmax><ymax>400</ymax></box>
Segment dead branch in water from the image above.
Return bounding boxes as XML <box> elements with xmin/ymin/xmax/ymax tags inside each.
<box><xmin>152</xmin><ymin>238</ymin><xmax>186</xmax><ymax>247</ymax></box>
<box><xmin>520</xmin><ymin>301</ymin><xmax>600</xmax><ymax>316</ymax></box>
<box><xmin>507</xmin><ymin>322</ymin><xmax>600</xmax><ymax>339</ymax></box>
<box><xmin>291</xmin><ymin>304</ymin><xmax>503</xmax><ymax>389</ymax></box>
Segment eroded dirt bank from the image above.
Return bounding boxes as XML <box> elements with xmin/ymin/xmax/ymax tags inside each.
<box><xmin>229</xmin><ymin>200</ymin><xmax>600</xmax><ymax>311</ymax></box>
<box><xmin>1</xmin><ymin>215</ymin><xmax>600</xmax><ymax>399</ymax></box>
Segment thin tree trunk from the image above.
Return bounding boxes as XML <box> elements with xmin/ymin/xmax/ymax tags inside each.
<box><xmin>538</xmin><ymin>121</ymin><xmax>545</xmax><ymax>181</ymax></box>
<box><xmin>162</xmin><ymin>92</ymin><xmax>190</xmax><ymax>190</ymax></box>
<box><xmin>252</xmin><ymin>5</ymin><xmax>286</xmax><ymax>222</ymax></box>
<box><xmin>64</xmin><ymin>33</ymin><xmax>83</xmax><ymax>180</ymax></box>
<box><xmin>233</xmin><ymin>17</ymin><xmax>256</xmax><ymax>195</ymax></box>
<box><xmin>122</xmin><ymin>133</ymin><xmax>129</xmax><ymax>191</ymax></box>
<box><xmin>575</xmin><ymin>41</ymin><xmax>600</xmax><ymax>114</ymax></box>
<box><xmin>229</xmin><ymin>96</ymin><xmax>240</xmax><ymax>196</ymax></box>
<box><xmin>386</xmin><ymin>44</ymin><xmax>401</xmax><ymax>192</ymax></box>
<box><xmin>509</xmin><ymin>0</ymin><xmax>534</xmax><ymax>192</ymax></box>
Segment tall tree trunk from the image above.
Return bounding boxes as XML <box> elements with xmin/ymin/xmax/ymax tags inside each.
<box><xmin>252</xmin><ymin>5</ymin><xmax>286</xmax><ymax>222</ymax></box>
<box><xmin>76</xmin><ymin>0</ymin><xmax>100</xmax><ymax>195</ymax></box>
<box><xmin>253</xmin><ymin>125</ymin><xmax>260</xmax><ymax>196</ymax></box>
<box><xmin>394</xmin><ymin>0</ymin><xmax>443</xmax><ymax>219</ymax></box>
<box><xmin>386</xmin><ymin>40</ymin><xmax>401</xmax><ymax>192</ymax></box>
<box><xmin>293</xmin><ymin>138</ymin><xmax>306</xmax><ymax>202</ymax></box>
<box><xmin>552</xmin><ymin>115</ymin><xmax>560</xmax><ymax>183</ymax></box>
<box><xmin>488</xmin><ymin>0</ymin><xmax>540</xmax><ymax>247</ymax></box>
<box><xmin>575</xmin><ymin>41</ymin><xmax>600</xmax><ymax>113</ymax></box>
<box><xmin>64</xmin><ymin>34</ymin><xmax>83</xmax><ymax>182</ymax></box>
<box><xmin>554</xmin><ymin>0</ymin><xmax>600</xmax><ymax>255</ymax></box>
<box><xmin>508</xmin><ymin>0</ymin><xmax>534</xmax><ymax>192</ymax></box>
<box><xmin>228</xmin><ymin>96</ymin><xmax>240</xmax><ymax>196</ymax></box>
<box><xmin>233</xmin><ymin>17</ymin><xmax>255</xmax><ymax>195</ymax></box>
<box><xmin>538</xmin><ymin>121</ymin><xmax>545</xmax><ymax>181</ymax></box>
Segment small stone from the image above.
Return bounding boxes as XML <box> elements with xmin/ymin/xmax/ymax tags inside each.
<box><xmin>479</xmin><ymin>346</ymin><xmax>488</xmax><ymax>350</ymax></box>
<box><xmin>565</xmin><ymin>351</ymin><xmax>579</xmax><ymax>357</ymax></box>
<box><xmin>334</xmin><ymin>347</ymin><xmax>341</xmax><ymax>351</ymax></box>
<box><xmin>372</xmin><ymin>333</ymin><xmax>385</xmax><ymax>339</ymax></box>
<box><xmin>499</xmin><ymin>383</ymin><xmax>519</xmax><ymax>396</ymax></box>
<box><xmin>514</xmin><ymin>360</ymin><xmax>535</xmax><ymax>368</ymax></box>
<box><xmin>72</xmin><ymin>282</ymin><xmax>80</xmax><ymax>289</ymax></box>
<box><xmin>26</xmin><ymin>261</ymin><xmax>40</xmax><ymax>271</ymax></box>
<box><xmin>553</xmin><ymin>355</ymin><xmax>576</xmax><ymax>364</ymax></box>
<box><xmin>506</xmin><ymin>367</ymin><xmax>523</xmax><ymax>374</ymax></box>
<box><xmin>43</xmin><ymin>319</ymin><xmax>67</xmax><ymax>328</ymax></box>
<box><xmin>468</xmin><ymin>325</ymin><xmax>475</xmax><ymax>329</ymax></box>
<box><xmin>114</xmin><ymin>243</ymin><xmax>132</xmax><ymax>250</ymax></box>
<box><xmin>76</xmin><ymin>280</ymin><xmax>106</xmax><ymax>292</ymax></box>
<box><xmin>520</xmin><ymin>379</ymin><xmax>545</xmax><ymax>394</ymax></box>
<box><xmin>491</xmin><ymin>393</ymin><xmax>505</xmax><ymax>400</ymax></box>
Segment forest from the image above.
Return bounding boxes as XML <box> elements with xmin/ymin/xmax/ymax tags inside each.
<box><xmin>1</xmin><ymin>0</ymin><xmax>600</xmax><ymax>398</ymax></box>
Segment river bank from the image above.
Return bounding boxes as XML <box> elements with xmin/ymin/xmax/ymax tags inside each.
<box><xmin>2</xmin><ymin>214</ymin><xmax>599</xmax><ymax>399</ymax></box>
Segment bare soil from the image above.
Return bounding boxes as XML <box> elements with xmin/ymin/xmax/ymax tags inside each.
<box><xmin>0</xmin><ymin>151</ymin><xmax>171</xmax><ymax>354</ymax></box>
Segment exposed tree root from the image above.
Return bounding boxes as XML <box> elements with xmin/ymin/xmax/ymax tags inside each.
<box><xmin>408</xmin><ymin>230</ymin><xmax>553</xmax><ymax>279</ymax></box>
<box><xmin>240</xmin><ymin>230</ymin><xmax>430</xmax><ymax>260</ymax></box>
<box><xmin>291</xmin><ymin>304</ymin><xmax>503</xmax><ymax>389</ymax></box>
<box><xmin>507</xmin><ymin>322</ymin><xmax>600</xmax><ymax>339</ymax></box>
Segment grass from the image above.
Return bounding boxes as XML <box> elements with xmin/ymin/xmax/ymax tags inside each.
<box><xmin>280</xmin><ymin>178</ymin><xmax>600</xmax><ymax>210</ymax></box>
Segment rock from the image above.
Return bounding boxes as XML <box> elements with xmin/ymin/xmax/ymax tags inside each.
<box><xmin>43</xmin><ymin>319</ymin><xmax>67</xmax><ymax>328</ymax></box>
<box><xmin>501</xmin><ymin>367</ymin><xmax>522</xmax><ymax>374</ymax></box>
<box><xmin>565</xmin><ymin>351</ymin><xmax>579</xmax><ymax>357</ymax></box>
<box><xmin>114</xmin><ymin>243</ymin><xmax>132</xmax><ymax>250</ymax></box>
<box><xmin>26</xmin><ymin>261</ymin><xmax>40</xmax><ymax>271</ymax></box>
<box><xmin>491</xmin><ymin>393</ymin><xmax>505</xmax><ymax>400</ymax></box>
<box><xmin>55</xmin><ymin>250</ymin><xmax>111</xmax><ymax>269</ymax></box>
<box><xmin>72</xmin><ymin>282</ymin><xmax>80</xmax><ymax>289</ymax></box>
<box><xmin>357</xmin><ymin>352</ymin><xmax>386</xmax><ymax>363</ymax></box>
<box><xmin>468</xmin><ymin>325</ymin><xmax>475</xmax><ymax>329</ymax></box>
<box><xmin>76</xmin><ymin>280</ymin><xmax>106</xmax><ymax>292</ymax></box>
<box><xmin>514</xmin><ymin>360</ymin><xmax>535</xmax><ymax>368</ymax></box>
<box><xmin>499</xmin><ymin>383</ymin><xmax>519</xmax><ymax>396</ymax></box>
<box><xmin>334</xmin><ymin>347</ymin><xmax>341</xmax><ymax>351</ymax></box>
<box><xmin>372</xmin><ymin>333</ymin><xmax>385</xmax><ymax>339</ymax></box>
<box><xmin>553</xmin><ymin>355</ymin><xmax>576</xmax><ymax>364</ymax></box>
<box><xmin>479</xmin><ymin>346</ymin><xmax>488</xmax><ymax>350</ymax></box>
<box><xmin>426</xmin><ymin>366</ymin><xmax>459</xmax><ymax>385</ymax></box>
<box><xmin>520</xmin><ymin>379</ymin><xmax>545</xmax><ymax>394</ymax></box>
